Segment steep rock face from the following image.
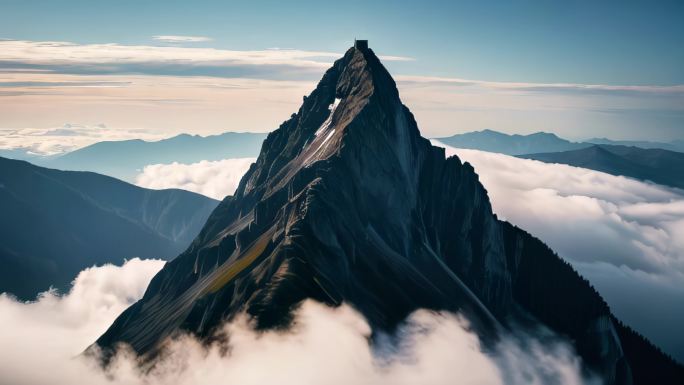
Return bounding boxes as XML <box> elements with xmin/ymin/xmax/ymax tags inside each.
<box><xmin>95</xmin><ymin>45</ymin><xmax>683</xmax><ymax>385</ymax></box>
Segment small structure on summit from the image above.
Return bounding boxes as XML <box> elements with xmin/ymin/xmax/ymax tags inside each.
<box><xmin>354</xmin><ymin>39</ymin><xmax>368</xmax><ymax>50</ymax></box>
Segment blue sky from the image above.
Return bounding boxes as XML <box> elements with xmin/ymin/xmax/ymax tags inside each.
<box><xmin>2</xmin><ymin>0</ymin><xmax>682</xmax><ymax>85</ymax></box>
<box><xmin>0</xmin><ymin>0</ymin><xmax>682</xmax><ymax>149</ymax></box>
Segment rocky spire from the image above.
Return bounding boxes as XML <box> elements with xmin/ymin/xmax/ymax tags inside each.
<box><xmin>91</xmin><ymin>42</ymin><xmax>684</xmax><ymax>384</ymax></box>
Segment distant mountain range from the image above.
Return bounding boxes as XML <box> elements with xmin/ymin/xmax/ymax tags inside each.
<box><xmin>5</xmin><ymin>129</ymin><xmax>681</xmax><ymax>190</ymax></box>
<box><xmin>434</xmin><ymin>130</ymin><xmax>684</xmax><ymax>189</ymax></box>
<box><xmin>36</xmin><ymin>132</ymin><xmax>267</xmax><ymax>182</ymax></box>
<box><xmin>435</xmin><ymin>129</ymin><xmax>684</xmax><ymax>155</ymax></box>
<box><xmin>0</xmin><ymin>156</ymin><xmax>219</xmax><ymax>300</ymax></box>
<box><xmin>434</xmin><ymin>129</ymin><xmax>589</xmax><ymax>155</ymax></box>
<box><xmin>587</xmin><ymin>137</ymin><xmax>684</xmax><ymax>152</ymax></box>
<box><xmin>0</xmin><ymin>148</ymin><xmax>45</xmax><ymax>162</ymax></box>
<box><xmin>520</xmin><ymin>145</ymin><xmax>684</xmax><ymax>190</ymax></box>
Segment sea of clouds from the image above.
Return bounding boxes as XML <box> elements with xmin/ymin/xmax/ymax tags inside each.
<box><xmin>0</xmin><ymin>258</ymin><xmax>597</xmax><ymax>385</ymax></box>
<box><xmin>0</xmin><ymin>124</ymin><xmax>166</xmax><ymax>156</ymax></box>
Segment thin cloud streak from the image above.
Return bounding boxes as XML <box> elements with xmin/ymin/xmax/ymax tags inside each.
<box><xmin>0</xmin><ymin>39</ymin><xmax>681</xmax><ymax>141</ymax></box>
<box><xmin>0</xmin><ymin>124</ymin><xmax>167</xmax><ymax>156</ymax></box>
<box><xmin>1</xmin><ymin>70</ymin><xmax>681</xmax><ymax>142</ymax></box>
<box><xmin>0</xmin><ymin>39</ymin><xmax>413</xmax><ymax>80</ymax></box>
<box><xmin>0</xmin><ymin>40</ymin><xmax>337</xmax><ymax>66</ymax></box>
<box><xmin>397</xmin><ymin>75</ymin><xmax>684</xmax><ymax>95</ymax></box>
<box><xmin>152</xmin><ymin>35</ymin><xmax>213</xmax><ymax>43</ymax></box>
<box><xmin>0</xmin><ymin>39</ymin><xmax>673</xmax><ymax>95</ymax></box>
<box><xmin>0</xmin><ymin>74</ymin><xmax>316</xmax><ymax>140</ymax></box>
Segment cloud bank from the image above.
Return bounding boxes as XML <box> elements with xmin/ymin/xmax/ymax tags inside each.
<box><xmin>135</xmin><ymin>158</ymin><xmax>256</xmax><ymax>199</ymax></box>
<box><xmin>0</xmin><ymin>259</ymin><xmax>596</xmax><ymax>385</ymax></box>
<box><xmin>153</xmin><ymin>35</ymin><xmax>213</xmax><ymax>43</ymax></box>
<box><xmin>0</xmin><ymin>124</ymin><xmax>166</xmax><ymax>156</ymax></box>
<box><xmin>0</xmin><ymin>258</ymin><xmax>165</xmax><ymax>385</ymax></box>
<box><xmin>433</xmin><ymin>141</ymin><xmax>684</xmax><ymax>361</ymax></box>
<box><xmin>0</xmin><ymin>39</ymin><xmax>410</xmax><ymax>80</ymax></box>
<box><xmin>0</xmin><ymin>73</ymin><xmax>316</xmax><ymax>137</ymax></box>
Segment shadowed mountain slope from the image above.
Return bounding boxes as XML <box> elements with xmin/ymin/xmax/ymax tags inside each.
<box><xmin>0</xmin><ymin>157</ymin><xmax>218</xmax><ymax>300</ymax></box>
<box><xmin>520</xmin><ymin>144</ymin><xmax>684</xmax><ymax>190</ymax></box>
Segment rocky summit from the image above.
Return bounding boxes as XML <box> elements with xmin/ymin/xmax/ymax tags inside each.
<box><xmin>93</xmin><ymin>42</ymin><xmax>683</xmax><ymax>385</ymax></box>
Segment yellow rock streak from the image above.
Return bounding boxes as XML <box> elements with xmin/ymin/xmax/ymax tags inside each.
<box><xmin>203</xmin><ymin>229</ymin><xmax>273</xmax><ymax>294</ymax></box>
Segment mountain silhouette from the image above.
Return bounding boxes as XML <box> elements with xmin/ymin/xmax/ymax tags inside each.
<box><xmin>435</xmin><ymin>130</ymin><xmax>684</xmax><ymax>156</ymax></box>
<box><xmin>0</xmin><ymin>156</ymin><xmax>218</xmax><ymax>300</ymax></box>
<box><xmin>435</xmin><ymin>129</ymin><xmax>590</xmax><ymax>155</ymax></box>
<box><xmin>521</xmin><ymin>144</ymin><xmax>684</xmax><ymax>190</ymax></box>
<box><xmin>586</xmin><ymin>137</ymin><xmax>684</xmax><ymax>153</ymax></box>
<box><xmin>42</xmin><ymin>132</ymin><xmax>266</xmax><ymax>181</ymax></box>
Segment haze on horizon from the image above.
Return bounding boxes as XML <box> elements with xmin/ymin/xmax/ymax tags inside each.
<box><xmin>0</xmin><ymin>0</ymin><xmax>682</xmax><ymax>154</ymax></box>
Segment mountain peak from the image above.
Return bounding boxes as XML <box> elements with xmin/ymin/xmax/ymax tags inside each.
<box><xmin>529</xmin><ymin>131</ymin><xmax>560</xmax><ymax>138</ymax></box>
<box><xmin>92</xmin><ymin>43</ymin><xmax>683</xmax><ymax>384</ymax></box>
<box><xmin>95</xmin><ymin>44</ymin><xmax>501</xmax><ymax>356</ymax></box>
<box><xmin>236</xmin><ymin>41</ymin><xmax>418</xmax><ymax>199</ymax></box>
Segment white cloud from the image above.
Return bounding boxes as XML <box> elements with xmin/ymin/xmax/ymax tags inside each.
<box><xmin>432</xmin><ymin>140</ymin><xmax>684</xmax><ymax>360</ymax></box>
<box><xmin>152</xmin><ymin>35</ymin><xmax>213</xmax><ymax>43</ymax></box>
<box><xmin>0</xmin><ymin>73</ymin><xmax>316</xmax><ymax>137</ymax></box>
<box><xmin>0</xmin><ymin>39</ymin><xmax>412</xmax><ymax>78</ymax></box>
<box><xmin>135</xmin><ymin>158</ymin><xmax>256</xmax><ymax>199</ymax></box>
<box><xmin>434</xmin><ymin>143</ymin><xmax>684</xmax><ymax>276</ymax></box>
<box><xmin>0</xmin><ymin>259</ymin><xmax>596</xmax><ymax>385</ymax></box>
<box><xmin>96</xmin><ymin>303</ymin><xmax>595</xmax><ymax>385</ymax></box>
<box><xmin>0</xmin><ymin>39</ymin><xmax>335</xmax><ymax>70</ymax></box>
<box><xmin>0</xmin><ymin>124</ymin><xmax>166</xmax><ymax>156</ymax></box>
<box><xmin>0</xmin><ymin>258</ymin><xmax>164</xmax><ymax>385</ymax></box>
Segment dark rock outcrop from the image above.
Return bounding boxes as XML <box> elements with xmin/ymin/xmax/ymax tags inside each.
<box><xmin>94</xmin><ymin>44</ymin><xmax>683</xmax><ymax>385</ymax></box>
